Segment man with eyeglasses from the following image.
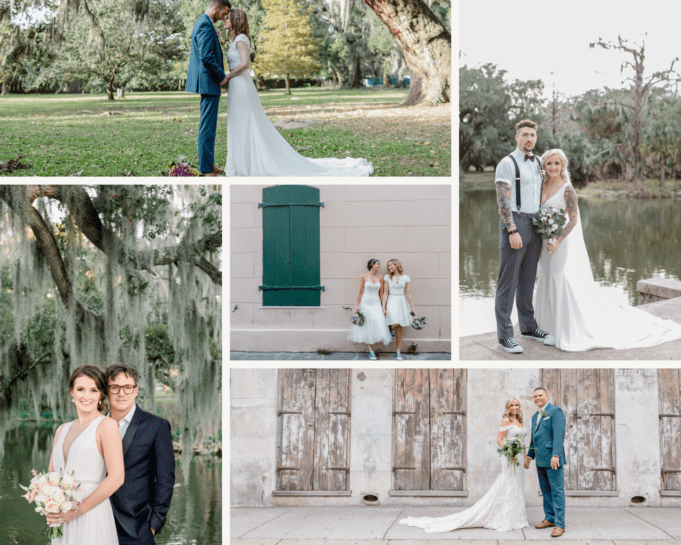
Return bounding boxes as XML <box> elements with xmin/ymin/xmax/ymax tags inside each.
<box><xmin>105</xmin><ymin>364</ymin><xmax>175</xmax><ymax>545</ymax></box>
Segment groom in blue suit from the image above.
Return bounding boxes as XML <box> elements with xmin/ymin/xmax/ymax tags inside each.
<box><xmin>526</xmin><ymin>386</ymin><xmax>566</xmax><ymax>538</ymax></box>
<box><xmin>185</xmin><ymin>0</ymin><xmax>232</xmax><ymax>176</ymax></box>
<box><xmin>106</xmin><ymin>364</ymin><xmax>175</xmax><ymax>545</ymax></box>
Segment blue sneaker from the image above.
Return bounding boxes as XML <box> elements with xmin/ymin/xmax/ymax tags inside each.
<box><xmin>369</xmin><ymin>350</ymin><xmax>377</xmax><ymax>360</ymax></box>
<box><xmin>396</xmin><ymin>351</ymin><xmax>403</xmax><ymax>360</ymax></box>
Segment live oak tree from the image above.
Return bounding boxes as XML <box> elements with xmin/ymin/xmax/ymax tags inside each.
<box><xmin>362</xmin><ymin>0</ymin><xmax>450</xmax><ymax>105</ymax></box>
<box><xmin>590</xmin><ymin>36</ymin><xmax>679</xmax><ymax>186</ymax></box>
<box><xmin>0</xmin><ymin>185</ymin><xmax>222</xmax><ymax>468</ymax></box>
<box><xmin>254</xmin><ymin>0</ymin><xmax>321</xmax><ymax>95</ymax></box>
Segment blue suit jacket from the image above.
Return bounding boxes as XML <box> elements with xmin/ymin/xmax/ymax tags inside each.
<box><xmin>528</xmin><ymin>403</ymin><xmax>566</xmax><ymax>468</ymax></box>
<box><xmin>185</xmin><ymin>14</ymin><xmax>225</xmax><ymax>96</ymax></box>
<box><xmin>110</xmin><ymin>405</ymin><xmax>175</xmax><ymax>538</ymax></box>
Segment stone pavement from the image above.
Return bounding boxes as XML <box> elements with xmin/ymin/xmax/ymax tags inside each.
<box><xmin>231</xmin><ymin>506</ymin><xmax>681</xmax><ymax>543</ymax></box>
<box><xmin>459</xmin><ymin>297</ymin><xmax>681</xmax><ymax>360</ymax></box>
<box><xmin>230</xmin><ymin>352</ymin><xmax>452</xmax><ymax>360</ymax></box>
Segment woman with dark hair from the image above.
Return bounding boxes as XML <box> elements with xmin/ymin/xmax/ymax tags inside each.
<box><xmin>348</xmin><ymin>259</ymin><xmax>392</xmax><ymax>360</ymax></box>
<box><xmin>222</xmin><ymin>10</ymin><xmax>373</xmax><ymax>177</ymax></box>
<box><xmin>45</xmin><ymin>365</ymin><xmax>124</xmax><ymax>544</ymax></box>
<box><xmin>383</xmin><ymin>259</ymin><xmax>416</xmax><ymax>360</ymax></box>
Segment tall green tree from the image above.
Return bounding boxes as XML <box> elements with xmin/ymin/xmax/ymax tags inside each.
<box><xmin>254</xmin><ymin>0</ymin><xmax>321</xmax><ymax>95</ymax></box>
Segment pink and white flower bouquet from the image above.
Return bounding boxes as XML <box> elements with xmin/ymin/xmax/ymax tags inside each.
<box><xmin>21</xmin><ymin>469</ymin><xmax>85</xmax><ymax>539</ymax></box>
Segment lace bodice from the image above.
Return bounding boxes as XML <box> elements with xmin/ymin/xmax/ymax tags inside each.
<box><xmin>385</xmin><ymin>274</ymin><xmax>410</xmax><ymax>296</ymax></box>
<box><xmin>499</xmin><ymin>424</ymin><xmax>527</xmax><ymax>443</ymax></box>
<box><xmin>363</xmin><ymin>281</ymin><xmax>381</xmax><ymax>296</ymax></box>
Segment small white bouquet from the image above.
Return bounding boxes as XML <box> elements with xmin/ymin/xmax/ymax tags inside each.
<box><xmin>21</xmin><ymin>469</ymin><xmax>85</xmax><ymax>539</ymax></box>
<box><xmin>532</xmin><ymin>207</ymin><xmax>567</xmax><ymax>245</ymax></box>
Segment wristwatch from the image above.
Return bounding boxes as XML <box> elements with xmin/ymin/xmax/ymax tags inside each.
<box><xmin>508</xmin><ymin>229</ymin><xmax>518</xmax><ymax>235</ymax></box>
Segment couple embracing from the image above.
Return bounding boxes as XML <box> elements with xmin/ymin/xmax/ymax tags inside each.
<box><xmin>347</xmin><ymin>258</ymin><xmax>416</xmax><ymax>360</ymax></box>
<box><xmin>495</xmin><ymin>119</ymin><xmax>681</xmax><ymax>353</ymax></box>
<box><xmin>401</xmin><ymin>387</ymin><xmax>567</xmax><ymax>537</ymax></box>
<box><xmin>185</xmin><ymin>0</ymin><xmax>373</xmax><ymax>177</ymax></box>
<box><xmin>45</xmin><ymin>364</ymin><xmax>174</xmax><ymax>545</ymax></box>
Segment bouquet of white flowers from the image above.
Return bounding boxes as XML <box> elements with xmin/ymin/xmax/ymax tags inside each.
<box><xmin>532</xmin><ymin>207</ymin><xmax>567</xmax><ymax>244</ymax></box>
<box><xmin>21</xmin><ymin>469</ymin><xmax>85</xmax><ymax>539</ymax></box>
<box><xmin>410</xmin><ymin>312</ymin><xmax>426</xmax><ymax>330</ymax></box>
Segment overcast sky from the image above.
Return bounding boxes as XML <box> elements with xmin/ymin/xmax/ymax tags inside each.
<box><xmin>459</xmin><ymin>0</ymin><xmax>681</xmax><ymax>99</ymax></box>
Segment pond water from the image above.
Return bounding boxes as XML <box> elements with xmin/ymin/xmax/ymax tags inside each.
<box><xmin>0</xmin><ymin>422</ymin><xmax>221</xmax><ymax>545</ymax></box>
<box><xmin>459</xmin><ymin>189</ymin><xmax>681</xmax><ymax>337</ymax></box>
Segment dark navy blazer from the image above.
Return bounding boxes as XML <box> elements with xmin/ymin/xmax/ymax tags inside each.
<box><xmin>185</xmin><ymin>14</ymin><xmax>225</xmax><ymax>96</ymax></box>
<box><xmin>110</xmin><ymin>405</ymin><xmax>175</xmax><ymax>538</ymax></box>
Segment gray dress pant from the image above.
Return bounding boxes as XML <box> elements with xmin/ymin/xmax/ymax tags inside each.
<box><xmin>495</xmin><ymin>212</ymin><xmax>541</xmax><ymax>340</ymax></box>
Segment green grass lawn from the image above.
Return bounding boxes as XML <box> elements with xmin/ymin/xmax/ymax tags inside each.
<box><xmin>0</xmin><ymin>88</ymin><xmax>451</xmax><ymax>177</ymax></box>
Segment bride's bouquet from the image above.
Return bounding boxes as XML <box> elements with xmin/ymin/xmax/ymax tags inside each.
<box><xmin>21</xmin><ymin>469</ymin><xmax>85</xmax><ymax>539</ymax></box>
<box><xmin>350</xmin><ymin>311</ymin><xmax>365</xmax><ymax>326</ymax></box>
<box><xmin>497</xmin><ymin>437</ymin><xmax>525</xmax><ymax>473</ymax></box>
<box><xmin>532</xmin><ymin>207</ymin><xmax>567</xmax><ymax>244</ymax></box>
<box><xmin>410</xmin><ymin>311</ymin><xmax>427</xmax><ymax>330</ymax></box>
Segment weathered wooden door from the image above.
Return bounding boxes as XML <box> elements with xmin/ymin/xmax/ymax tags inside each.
<box><xmin>277</xmin><ymin>369</ymin><xmax>351</xmax><ymax>491</ymax></box>
<box><xmin>541</xmin><ymin>369</ymin><xmax>616</xmax><ymax>492</ymax></box>
<box><xmin>393</xmin><ymin>369</ymin><xmax>466</xmax><ymax>491</ymax></box>
<box><xmin>658</xmin><ymin>369</ymin><xmax>681</xmax><ymax>491</ymax></box>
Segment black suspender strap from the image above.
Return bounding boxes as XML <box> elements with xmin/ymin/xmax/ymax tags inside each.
<box><xmin>506</xmin><ymin>154</ymin><xmax>542</xmax><ymax>213</ymax></box>
<box><xmin>507</xmin><ymin>154</ymin><xmax>521</xmax><ymax>211</ymax></box>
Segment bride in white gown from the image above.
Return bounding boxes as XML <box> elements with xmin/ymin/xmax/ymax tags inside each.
<box><xmin>222</xmin><ymin>10</ymin><xmax>374</xmax><ymax>177</ymax></box>
<box><xmin>47</xmin><ymin>365</ymin><xmax>124</xmax><ymax>545</ymax></box>
<box><xmin>400</xmin><ymin>398</ymin><xmax>528</xmax><ymax>533</ymax></box>
<box><xmin>535</xmin><ymin>149</ymin><xmax>681</xmax><ymax>351</ymax></box>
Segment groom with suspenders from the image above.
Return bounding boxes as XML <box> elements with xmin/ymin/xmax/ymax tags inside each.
<box><xmin>494</xmin><ymin>119</ymin><xmax>553</xmax><ymax>353</ymax></box>
<box><xmin>106</xmin><ymin>364</ymin><xmax>175</xmax><ymax>545</ymax></box>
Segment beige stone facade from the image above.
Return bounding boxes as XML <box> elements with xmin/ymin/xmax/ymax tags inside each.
<box><xmin>230</xmin><ymin>184</ymin><xmax>451</xmax><ymax>353</ymax></box>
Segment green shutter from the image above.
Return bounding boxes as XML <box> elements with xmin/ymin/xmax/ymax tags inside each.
<box><xmin>261</xmin><ymin>185</ymin><xmax>323</xmax><ymax>306</ymax></box>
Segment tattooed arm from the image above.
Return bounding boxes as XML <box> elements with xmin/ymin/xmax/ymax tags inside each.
<box><xmin>496</xmin><ymin>181</ymin><xmax>522</xmax><ymax>249</ymax></box>
<box><xmin>547</xmin><ymin>185</ymin><xmax>578</xmax><ymax>255</ymax></box>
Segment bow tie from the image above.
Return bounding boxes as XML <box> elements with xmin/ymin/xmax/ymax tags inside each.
<box><xmin>524</xmin><ymin>155</ymin><xmax>535</xmax><ymax>162</ymax></box>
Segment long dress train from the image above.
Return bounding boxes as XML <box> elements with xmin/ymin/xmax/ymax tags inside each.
<box><xmin>50</xmin><ymin>415</ymin><xmax>119</xmax><ymax>545</ymax></box>
<box><xmin>399</xmin><ymin>425</ymin><xmax>529</xmax><ymax>533</ymax></box>
<box><xmin>225</xmin><ymin>34</ymin><xmax>374</xmax><ymax>177</ymax></box>
<box><xmin>535</xmin><ymin>183</ymin><xmax>681</xmax><ymax>351</ymax></box>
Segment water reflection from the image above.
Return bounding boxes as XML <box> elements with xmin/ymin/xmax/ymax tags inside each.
<box><xmin>0</xmin><ymin>422</ymin><xmax>221</xmax><ymax>545</ymax></box>
<box><xmin>459</xmin><ymin>189</ymin><xmax>681</xmax><ymax>336</ymax></box>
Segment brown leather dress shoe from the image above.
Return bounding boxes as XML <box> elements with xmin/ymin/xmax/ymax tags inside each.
<box><xmin>551</xmin><ymin>527</ymin><xmax>565</xmax><ymax>537</ymax></box>
<box><xmin>213</xmin><ymin>166</ymin><xmax>225</xmax><ymax>175</ymax></box>
<box><xmin>200</xmin><ymin>172</ymin><xmax>219</xmax><ymax>177</ymax></box>
<box><xmin>535</xmin><ymin>520</ymin><xmax>556</xmax><ymax>529</ymax></box>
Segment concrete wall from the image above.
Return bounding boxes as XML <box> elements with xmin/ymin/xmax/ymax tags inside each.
<box><xmin>230</xmin><ymin>368</ymin><xmax>676</xmax><ymax>508</ymax></box>
<box><xmin>231</xmin><ymin>185</ymin><xmax>451</xmax><ymax>353</ymax></box>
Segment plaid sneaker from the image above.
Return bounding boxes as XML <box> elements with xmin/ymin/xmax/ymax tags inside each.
<box><xmin>499</xmin><ymin>338</ymin><xmax>523</xmax><ymax>353</ymax></box>
<box><xmin>521</xmin><ymin>328</ymin><xmax>549</xmax><ymax>342</ymax></box>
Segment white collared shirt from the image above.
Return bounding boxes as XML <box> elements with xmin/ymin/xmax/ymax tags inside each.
<box><xmin>535</xmin><ymin>402</ymin><xmax>551</xmax><ymax>429</ymax></box>
<box><xmin>117</xmin><ymin>404</ymin><xmax>137</xmax><ymax>439</ymax></box>
<box><xmin>495</xmin><ymin>147</ymin><xmax>543</xmax><ymax>214</ymax></box>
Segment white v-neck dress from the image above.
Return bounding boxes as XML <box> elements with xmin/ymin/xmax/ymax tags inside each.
<box><xmin>385</xmin><ymin>274</ymin><xmax>412</xmax><ymax>327</ymax></box>
<box><xmin>50</xmin><ymin>415</ymin><xmax>119</xmax><ymax>545</ymax></box>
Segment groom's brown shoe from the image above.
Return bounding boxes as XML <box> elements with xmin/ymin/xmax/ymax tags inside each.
<box><xmin>535</xmin><ymin>520</ymin><xmax>556</xmax><ymax>529</ymax></box>
<box><xmin>551</xmin><ymin>527</ymin><xmax>565</xmax><ymax>537</ymax></box>
<box><xmin>213</xmin><ymin>166</ymin><xmax>225</xmax><ymax>175</ymax></box>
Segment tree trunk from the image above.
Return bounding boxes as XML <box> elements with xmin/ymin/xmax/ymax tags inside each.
<box><xmin>660</xmin><ymin>157</ymin><xmax>666</xmax><ymax>188</ymax></box>
<box><xmin>363</xmin><ymin>0</ymin><xmax>450</xmax><ymax>105</ymax></box>
<box><xmin>106</xmin><ymin>81</ymin><xmax>115</xmax><ymax>101</ymax></box>
<box><xmin>285</xmin><ymin>73</ymin><xmax>291</xmax><ymax>95</ymax></box>
<box><xmin>329</xmin><ymin>62</ymin><xmax>344</xmax><ymax>89</ymax></box>
<box><xmin>1</xmin><ymin>80</ymin><xmax>6</xmax><ymax>96</ymax></box>
<box><xmin>382</xmin><ymin>74</ymin><xmax>391</xmax><ymax>86</ymax></box>
<box><xmin>252</xmin><ymin>68</ymin><xmax>268</xmax><ymax>91</ymax></box>
<box><xmin>347</xmin><ymin>53</ymin><xmax>362</xmax><ymax>88</ymax></box>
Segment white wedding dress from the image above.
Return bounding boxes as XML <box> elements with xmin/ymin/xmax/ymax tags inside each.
<box><xmin>347</xmin><ymin>281</ymin><xmax>392</xmax><ymax>345</ymax></box>
<box><xmin>51</xmin><ymin>415</ymin><xmax>118</xmax><ymax>545</ymax></box>
<box><xmin>225</xmin><ymin>34</ymin><xmax>374</xmax><ymax>177</ymax></box>
<box><xmin>400</xmin><ymin>425</ymin><xmax>528</xmax><ymax>533</ymax></box>
<box><xmin>535</xmin><ymin>183</ymin><xmax>681</xmax><ymax>351</ymax></box>
<box><xmin>385</xmin><ymin>274</ymin><xmax>412</xmax><ymax>327</ymax></box>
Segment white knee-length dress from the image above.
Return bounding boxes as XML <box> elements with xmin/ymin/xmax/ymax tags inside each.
<box><xmin>385</xmin><ymin>274</ymin><xmax>412</xmax><ymax>327</ymax></box>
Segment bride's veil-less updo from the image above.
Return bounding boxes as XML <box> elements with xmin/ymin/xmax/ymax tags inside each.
<box><xmin>503</xmin><ymin>397</ymin><xmax>523</xmax><ymax>425</ymax></box>
<box><xmin>69</xmin><ymin>365</ymin><xmax>109</xmax><ymax>413</ymax></box>
<box><xmin>367</xmin><ymin>258</ymin><xmax>379</xmax><ymax>271</ymax></box>
<box><xmin>540</xmin><ymin>148</ymin><xmax>571</xmax><ymax>186</ymax></box>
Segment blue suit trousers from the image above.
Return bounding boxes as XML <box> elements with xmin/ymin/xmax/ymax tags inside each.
<box><xmin>537</xmin><ymin>465</ymin><xmax>565</xmax><ymax>529</ymax></box>
<box><xmin>199</xmin><ymin>94</ymin><xmax>220</xmax><ymax>173</ymax></box>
